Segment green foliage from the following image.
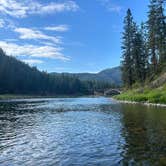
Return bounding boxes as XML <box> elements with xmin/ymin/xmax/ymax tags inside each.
<box><xmin>0</xmin><ymin>49</ymin><xmax>115</xmax><ymax>96</ymax></box>
<box><xmin>121</xmin><ymin>9</ymin><xmax>136</xmax><ymax>87</ymax></box>
<box><xmin>147</xmin><ymin>0</ymin><xmax>166</xmax><ymax>70</ymax></box>
<box><xmin>121</xmin><ymin>0</ymin><xmax>166</xmax><ymax>101</ymax></box>
<box><xmin>115</xmin><ymin>84</ymin><xmax>166</xmax><ymax>104</ymax></box>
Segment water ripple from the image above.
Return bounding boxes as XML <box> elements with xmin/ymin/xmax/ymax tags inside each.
<box><xmin>0</xmin><ymin>97</ymin><xmax>166</xmax><ymax>165</ymax></box>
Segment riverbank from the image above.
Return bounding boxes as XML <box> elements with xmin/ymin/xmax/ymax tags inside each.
<box><xmin>114</xmin><ymin>84</ymin><xmax>166</xmax><ymax>105</ymax></box>
<box><xmin>117</xmin><ymin>100</ymin><xmax>166</xmax><ymax>107</ymax></box>
<box><xmin>0</xmin><ymin>94</ymin><xmax>36</xmax><ymax>100</ymax></box>
<box><xmin>0</xmin><ymin>94</ymin><xmax>87</xmax><ymax>100</ymax></box>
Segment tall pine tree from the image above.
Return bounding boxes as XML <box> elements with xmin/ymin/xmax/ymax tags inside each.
<box><xmin>132</xmin><ymin>30</ymin><xmax>147</xmax><ymax>83</ymax></box>
<box><xmin>147</xmin><ymin>0</ymin><xmax>166</xmax><ymax>73</ymax></box>
<box><xmin>156</xmin><ymin>0</ymin><xmax>166</xmax><ymax>68</ymax></box>
<box><xmin>121</xmin><ymin>0</ymin><xmax>166</xmax><ymax>89</ymax></box>
<box><xmin>140</xmin><ymin>22</ymin><xmax>150</xmax><ymax>80</ymax></box>
<box><xmin>147</xmin><ymin>0</ymin><xmax>159</xmax><ymax>73</ymax></box>
<box><xmin>121</xmin><ymin>9</ymin><xmax>136</xmax><ymax>87</ymax></box>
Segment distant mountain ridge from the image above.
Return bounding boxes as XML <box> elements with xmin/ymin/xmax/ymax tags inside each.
<box><xmin>51</xmin><ymin>67</ymin><xmax>122</xmax><ymax>85</ymax></box>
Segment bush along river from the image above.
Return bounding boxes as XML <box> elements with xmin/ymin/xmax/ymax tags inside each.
<box><xmin>0</xmin><ymin>97</ymin><xmax>166</xmax><ymax>166</ymax></box>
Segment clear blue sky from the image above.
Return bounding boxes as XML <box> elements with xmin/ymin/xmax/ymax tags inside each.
<box><xmin>0</xmin><ymin>0</ymin><xmax>149</xmax><ymax>73</ymax></box>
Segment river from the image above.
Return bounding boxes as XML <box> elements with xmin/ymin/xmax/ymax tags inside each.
<box><xmin>0</xmin><ymin>97</ymin><xmax>166</xmax><ymax>165</ymax></box>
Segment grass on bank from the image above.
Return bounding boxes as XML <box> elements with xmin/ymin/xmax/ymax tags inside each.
<box><xmin>115</xmin><ymin>84</ymin><xmax>166</xmax><ymax>104</ymax></box>
<box><xmin>0</xmin><ymin>94</ymin><xmax>58</xmax><ymax>100</ymax></box>
<box><xmin>0</xmin><ymin>94</ymin><xmax>33</xmax><ymax>100</ymax></box>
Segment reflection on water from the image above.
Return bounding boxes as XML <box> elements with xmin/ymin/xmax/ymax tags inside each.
<box><xmin>0</xmin><ymin>97</ymin><xmax>166</xmax><ymax>165</ymax></box>
<box><xmin>121</xmin><ymin>104</ymin><xmax>166</xmax><ymax>165</ymax></box>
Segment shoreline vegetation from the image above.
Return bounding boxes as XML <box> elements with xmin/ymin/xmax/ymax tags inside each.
<box><xmin>0</xmin><ymin>94</ymin><xmax>105</xmax><ymax>100</ymax></box>
<box><xmin>0</xmin><ymin>94</ymin><xmax>59</xmax><ymax>100</ymax></box>
<box><xmin>119</xmin><ymin>0</ymin><xmax>166</xmax><ymax>106</ymax></box>
<box><xmin>0</xmin><ymin>94</ymin><xmax>89</xmax><ymax>100</ymax></box>
<box><xmin>114</xmin><ymin>83</ymin><xmax>166</xmax><ymax>105</ymax></box>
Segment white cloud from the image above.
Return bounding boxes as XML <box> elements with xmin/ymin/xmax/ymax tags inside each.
<box><xmin>32</xmin><ymin>1</ymin><xmax>79</xmax><ymax>14</ymax></box>
<box><xmin>0</xmin><ymin>18</ymin><xmax>16</xmax><ymax>29</ymax></box>
<box><xmin>108</xmin><ymin>6</ymin><xmax>122</xmax><ymax>13</ymax></box>
<box><xmin>0</xmin><ymin>0</ymin><xmax>27</xmax><ymax>18</ymax></box>
<box><xmin>22</xmin><ymin>59</ymin><xmax>44</xmax><ymax>65</ymax></box>
<box><xmin>98</xmin><ymin>0</ymin><xmax>122</xmax><ymax>13</ymax></box>
<box><xmin>0</xmin><ymin>18</ymin><xmax>16</xmax><ymax>31</ymax></box>
<box><xmin>0</xmin><ymin>41</ymin><xmax>70</xmax><ymax>61</ymax></box>
<box><xmin>45</xmin><ymin>25</ymin><xmax>69</xmax><ymax>32</ymax></box>
<box><xmin>14</xmin><ymin>27</ymin><xmax>61</xmax><ymax>44</ymax></box>
<box><xmin>40</xmin><ymin>41</ymin><xmax>55</xmax><ymax>47</ymax></box>
<box><xmin>0</xmin><ymin>0</ymin><xmax>79</xmax><ymax>18</ymax></box>
<box><xmin>4</xmin><ymin>39</ymin><xmax>18</xmax><ymax>42</ymax></box>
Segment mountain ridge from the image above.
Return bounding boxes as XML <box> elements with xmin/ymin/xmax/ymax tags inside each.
<box><xmin>51</xmin><ymin>66</ymin><xmax>122</xmax><ymax>85</ymax></box>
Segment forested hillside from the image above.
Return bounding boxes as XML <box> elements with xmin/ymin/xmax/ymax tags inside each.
<box><xmin>116</xmin><ymin>0</ymin><xmax>166</xmax><ymax>104</ymax></box>
<box><xmin>52</xmin><ymin>67</ymin><xmax>122</xmax><ymax>86</ymax></box>
<box><xmin>121</xmin><ymin>0</ymin><xmax>165</xmax><ymax>88</ymax></box>
<box><xmin>0</xmin><ymin>49</ymin><xmax>115</xmax><ymax>96</ymax></box>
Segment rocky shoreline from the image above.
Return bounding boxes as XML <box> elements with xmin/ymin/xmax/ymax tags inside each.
<box><xmin>117</xmin><ymin>100</ymin><xmax>166</xmax><ymax>108</ymax></box>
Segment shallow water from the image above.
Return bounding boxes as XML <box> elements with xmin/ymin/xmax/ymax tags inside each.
<box><xmin>0</xmin><ymin>97</ymin><xmax>166</xmax><ymax>166</ymax></box>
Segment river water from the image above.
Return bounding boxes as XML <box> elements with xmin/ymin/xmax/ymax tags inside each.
<box><xmin>0</xmin><ymin>97</ymin><xmax>166</xmax><ymax>166</ymax></box>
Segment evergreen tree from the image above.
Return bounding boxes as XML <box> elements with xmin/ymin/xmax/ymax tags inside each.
<box><xmin>121</xmin><ymin>0</ymin><xmax>165</xmax><ymax>89</ymax></box>
<box><xmin>121</xmin><ymin>9</ymin><xmax>136</xmax><ymax>87</ymax></box>
<box><xmin>147</xmin><ymin>0</ymin><xmax>159</xmax><ymax>72</ymax></box>
<box><xmin>156</xmin><ymin>0</ymin><xmax>166</xmax><ymax>68</ymax></box>
<box><xmin>132</xmin><ymin>31</ymin><xmax>146</xmax><ymax>83</ymax></box>
<box><xmin>140</xmin><ymin>22</ymin><xmax>150</xmax><ymax>80</ymax></box>
<box><xmin>147</xmin><ymin>0</ymin><xmax>166</xmax><ymax>73</ymax></box>
<box><xmin>0</xmin><ymin>48</ymin><xmax>115</xmax><ymax>95</ymax></box>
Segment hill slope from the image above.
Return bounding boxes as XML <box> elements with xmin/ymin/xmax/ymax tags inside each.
<box><xmin>52</xmin><ymin>67</ymin><xmax>122</xmax><ymax>85</ymax></box>
<box><xmin>115</xmin><ymin>72</ymin><xmax>166</xmax><ymax>104</ymax></box>
<box><xmin>0</xmin><ymin>49</ymin><xmax>89</xmax><ymax>95</ymax></box>
<box><xmin>0</xmin><ymin>48</ymin><xmax>117</xmax><ymax>96</ymax></box>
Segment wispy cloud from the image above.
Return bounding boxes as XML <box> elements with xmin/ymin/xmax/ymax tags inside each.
<box><xmin>33</xmin><ymin>1</ymin><xmax>79</xmax><ymax>15</ymax></box>
<box><xmin>45</xmin><ymin>25</ymin><xmax>69</xmax><ymax>32</ymax></box>
<box><xmin>98</xmin><ymin>0</ymin><xmax>122</xmax><ymax>13</ymax></box>
<box><xmin>108</xmin><ymin>5</ymin><xmax>122</xmax><ymax>13</ymax></box>
<box><xmin>14</xmin><ymin>27</ymin><xmax>61</xmax><ymax>44</ymax></box>
<box><xmin>0</xmin><ymin>41</ymin><xmax>70</xmax><ymax>61</ymax></box>
<box><xmin>0</xmin><ymin>1</ymin><xmax>78</xmax><ymax>64</ymax></box>
<box><xmin>0</xmin><ymin>18</ymin><xmax>16</xmax><ymax>29</ymax></box>
<box><xmin>0</xmin><ymin>0</ymin><xmax>79</xmax><ymax>18</ymax></box>
<box><xmin>22</xmin><ymin>59</ymin><xmax>44</xmax><ymax>65</ymax></box>
<box><xmin>4</xmin><ymin>39</ymin><xmax>18</xmax><ymax>42</ymax></box>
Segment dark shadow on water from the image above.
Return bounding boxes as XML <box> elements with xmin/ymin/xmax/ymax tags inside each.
<box><xmin>120</xmin><ymin>103</ymin><xmax>166</xmax><ymax>165</ymax></box>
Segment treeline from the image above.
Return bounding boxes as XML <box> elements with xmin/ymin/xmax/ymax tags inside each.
<box><xmin>0</xmin><ymin>48</ymin><xmax>115</xmax><ymax>95</ymax></box>
<box><xmin>121</xmin><ymin>0</ymin><xmax>166</xmax><ymax>88</ymax></box>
